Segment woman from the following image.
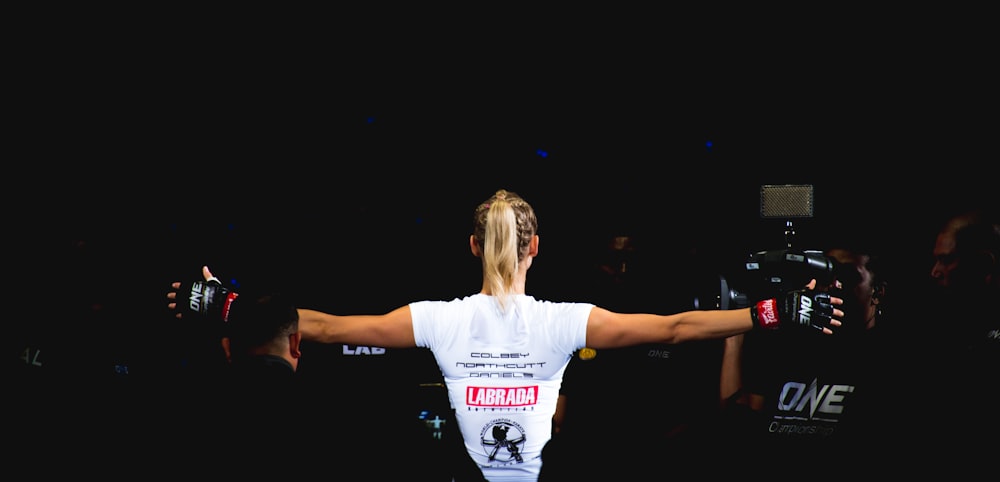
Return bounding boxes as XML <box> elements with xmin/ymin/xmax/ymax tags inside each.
<box><xmin>169</xmin><ymin>189</ymin><xmax>842</xmax><ymax>482</ymax></box>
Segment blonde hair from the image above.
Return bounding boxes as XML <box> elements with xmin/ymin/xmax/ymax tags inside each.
<box><xmin>472</xmin><ymin>189</ymin><xmax>538</xmax><ymax>312</ymax></box>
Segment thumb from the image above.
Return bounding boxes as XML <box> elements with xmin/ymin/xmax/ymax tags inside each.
<box><xmin>203</xmin><ymin>265</ymin><xmax>218</xmax><ymax>283</ymax></box>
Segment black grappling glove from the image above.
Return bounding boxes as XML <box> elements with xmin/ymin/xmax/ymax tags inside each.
<box><xmin>173</xmin><ymin>276</ymin><xmax>240</xmax><ymax>322</ymax></box>
<box><xmin>751</xmin><ymin>289</ymin><xmax>837</xmax><ymax>332</ymax></box>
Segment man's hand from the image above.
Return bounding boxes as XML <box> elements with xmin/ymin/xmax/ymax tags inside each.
<box><xmin>751</xmin><ymin>279</ymin><xmax>844</xmax><ymax>334</ymax></box>
<box><xmin>166</xmin><ymin>266</ymin><xmax>238</xmax><ymax>321</ymax></box>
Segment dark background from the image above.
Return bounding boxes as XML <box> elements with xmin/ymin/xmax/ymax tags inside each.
<box><xmin>10</xmin><ymin>11</ymin><xmax>996</xmax><ymax>387</ymax></box>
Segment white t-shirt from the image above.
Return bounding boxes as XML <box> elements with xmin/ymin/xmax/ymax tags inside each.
<box><xmin>411</xmin><ymin>293</ymin><xmax>593</xmax><ymax>482</ymax></box>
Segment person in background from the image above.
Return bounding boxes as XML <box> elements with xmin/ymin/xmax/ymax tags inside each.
<box><xmin>541</xmin><ymin>231</ymin><xmax>735</xmax><ymax>479</ymax></box>
<box><xmin>728</xmin><ymin>236</ymin><xmax>895</xmax><ymax>477</ymax></box>
<box><xmin>222</xmin><ymin>291</ymin><xmax>301</xmax><ymax>380</ymax></box>
<box><xmin>170</xmin><ymin>273</ymin><xmax>468</xmax><ymax>480</ymax></box>
<box><xmin>928</xmin><ymin>207</ymin><xmax>1000</xmax><ymax>348</ymax></box>
<box><xmin>918</xmin><ymin>207</ymin><xmax>999</xmax><ymax>475</ymax></box>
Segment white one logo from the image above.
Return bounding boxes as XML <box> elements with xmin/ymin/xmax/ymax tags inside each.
<box><xmin>777</xmin><ymin>378</ymin><xmax>854</xmax><ymax>418</ymax></box>
<box><xmin>796</xmin><ymin>295</ymin><xmax>814</xmax><ymax>325</ymax></box>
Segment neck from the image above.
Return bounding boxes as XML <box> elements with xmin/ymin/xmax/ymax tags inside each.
<box><xmin>480</xmin><ymin>269</ymin><xmax>528</xmax><ymax>296</ymax></box>
<box><xmin>248</xmin><ymin>346</ymin><xmax>295</xmax><ymax>366</ymax></box>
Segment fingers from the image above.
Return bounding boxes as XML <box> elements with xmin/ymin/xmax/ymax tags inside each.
<box><xmin>822</xmin><ymin>308</ymin><xmax>844</xmax><ymax>335</ymax></box>
<box><xmin>807</xmin><ymin>279</ymin><xmax>842</xmax><ymax>291</ymax></box>
<box><xmin>168</xmin><ymin>281</ymin><xmax>182</xmax><ymax>315</ymax></box>
<box><xmin>819</xmin><ymin>299</ymin><xmax>845</xmax><ymax>335</ymax></box>
<box><xmin>819</xmin><ymin>319</ymin><xmax>841</xmax><ymax>334</ymax></box>
<box><xmin>167</xmin><ymin>301</ymin><xmax>183</xmax><ymax>319</ymax></box>
<box><xmin>203</xmin><ymin>265</ymin><xmax>216</xmax><ymax>282</ymax></box>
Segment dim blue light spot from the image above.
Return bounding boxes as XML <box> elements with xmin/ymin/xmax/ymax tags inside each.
<box><xmin>705</xmin><ymin>140</ymin><xmax>713</xmax><ymax>152</ymax></box>
<box><xmin>536</xmin><ymin>149</ymin><xmax>548</xmax><ymax>158</ymax></box>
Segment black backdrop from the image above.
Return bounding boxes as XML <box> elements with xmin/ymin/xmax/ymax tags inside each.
<box><xmin>9</xmin><ymin>13</ymin><xmax>997</xmax><ymax>398</ymax></box>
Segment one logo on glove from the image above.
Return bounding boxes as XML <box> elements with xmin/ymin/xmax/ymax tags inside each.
<box><xmin>796</xmin><ymin>294</ymin><xmax>814</xmax><ymax>326</ymax></box>
<box><xmin>188</xmin><ymin>281</ymin><xmax>210</xmax><ymax>313</ymax></box>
